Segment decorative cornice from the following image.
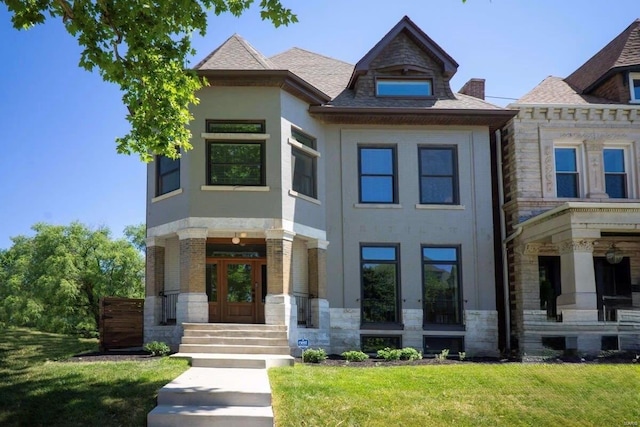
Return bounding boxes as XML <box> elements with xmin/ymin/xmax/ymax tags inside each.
<box><xmin>517</xmin><ymin>105</ymin><xmax>639</xmax><ymax>124</ymax></box>
<box><xmin>265</xmin><ymin>229</ymin><xmax>296</xmax><ymax>242</ymax></box>
<box><xmin>518</xmin><ymin>243</ymin><xmax>542</xmax><ymax>255</ymax></box>
<box><xmin>558</xmin><ymin>239</ymin><xmax>595</xmax><ymax>254</ymax></box>
<box><xmin>177</xmin><ymin>228</ymin><xmax>208</xmax><ymax>240</ymax></box>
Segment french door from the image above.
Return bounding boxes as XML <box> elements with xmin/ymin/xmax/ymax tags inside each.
<box><xmin>206</xmin><ymin>259</ymin><xmax>266</xmax><ymax>323</ymax></box>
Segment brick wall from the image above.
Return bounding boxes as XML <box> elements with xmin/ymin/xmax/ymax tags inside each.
<box><xmin>146</xmin><ymin>246</ymin><xmax>165</xmax><ymax>297</ymax></box>
<box><xmin>179</xmin><ymin>237</ymin><xmax>205</xmax><ymax>293</ymax></box>
<box><xmin>267</xmin><ymin>237</ymin><xmax>293</xmax><ymax>295</ymax></box>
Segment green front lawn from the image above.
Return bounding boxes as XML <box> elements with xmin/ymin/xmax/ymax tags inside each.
<box><xmin>269</xmin><ymin>362</ymin><xmax>640</xmax><ymax>427</ymax></box>
<box><xmin>0</xmin><ymin>327</ymin><xmax>188</xmax><ymax>427</ymax></box>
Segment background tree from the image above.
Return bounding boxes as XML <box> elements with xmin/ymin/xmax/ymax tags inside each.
<box><xmin>0</xmin><ymin>222</ymin><xmax>144</xmax><ymax>335</ymax></box>
<box><xmin>2</xmin><ymin>0</ymin><xmax>296</xmax><ymax>161</ymax></box>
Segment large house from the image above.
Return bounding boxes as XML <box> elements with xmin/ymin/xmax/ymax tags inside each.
<box><xmin>143</xmin><ymin>16</ymin><xmax>516</xmax><ymax>357</ymax></box>
<box><xmin>502</xmin><ymin>19</ymin><xmax>640</xmax><ymax>355</ymax></box>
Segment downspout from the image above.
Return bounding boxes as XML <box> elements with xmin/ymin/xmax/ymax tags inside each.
<box><xmin>496</xmin><ymin>129</ymin><xmax>521</xmax><ymax>353</ymax></box>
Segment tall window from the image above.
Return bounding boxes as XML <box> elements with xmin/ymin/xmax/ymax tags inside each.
<box><xmin>419</xmin><ymin>147</ymin><xmax>459</xmax><ymax>204</ymax></box>
<box><xmin>358</xmin><ymin>146</ymin><xmax>397</xmax><ymax>203</ymax></box>
<box><xmin>206</xmin><ymin>120</ymin><xmax>266</xmax><ymax>186</ymax></box>
<box><xmin>361</xmin><ymin>245</ymin><xmax>400</xmax><ymax>325</ymax></box>
<box><xmin>290</xmin><ymin>128</ymin><xmax>317</xmax><ymax>199</ymax></box>
<box><xmin>422</xmin><ymin>246</ymin><xmax>462</xmax><ymax>326</ymax></box>
<box><xmin>156</xmin><ymin>154</ymin><xmax>180</xmax><ymax>196</ymax></box>
<box><xmin>604</xmin><ymin>148</ymin><xmax>627</xmax><ymax>198</ymax></box>
<box><xmin>555</xmin><ymin>147</ymin><xmax>579</xmax><ymax>197</ymax></box>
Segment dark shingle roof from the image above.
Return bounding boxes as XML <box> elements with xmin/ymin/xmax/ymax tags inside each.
<box><xmin>270</xmin><ymin>48</ymin><xmax>353</xmax><ymax>99</ymax></box>
<box><xmin>330</xmin><ymin>90</ymin><xmax>504</xmax><ymax>109</ymax></box>
<box><xmin>565</xmin><ymin>19</ymin><xmax>640</xmax><ymax>93</ymax></box>
<box><xmin>515</xmin><ymin>76</ymin><xmax>621</xmax><ymax>105</ymax></box>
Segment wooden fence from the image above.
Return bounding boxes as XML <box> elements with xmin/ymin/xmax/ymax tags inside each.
<box><xmin>99</xmin><ymin>297</ymin><xmax>144</xmax><ymax>351</ymax></box>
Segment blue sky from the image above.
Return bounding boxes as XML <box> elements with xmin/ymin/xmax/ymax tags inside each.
<box><xmin>1</xmin><ymin>1</ymin><xmax>639</xmax><ymax>249</ymax></box>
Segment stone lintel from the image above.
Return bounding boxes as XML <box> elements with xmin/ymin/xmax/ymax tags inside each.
<box><xmin>177</xmin><ymin>228</ymin><xmax>208</xmax><ymax>240</ymax></box>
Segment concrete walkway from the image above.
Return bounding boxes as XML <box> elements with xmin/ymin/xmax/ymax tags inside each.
<box><xmin>147</xmin><ymin>354</ymin><xmax>294</xmax><ymax>427</ymax></box>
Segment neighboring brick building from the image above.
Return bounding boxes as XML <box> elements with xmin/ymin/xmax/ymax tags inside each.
<box><xmin>502</xmin><ymin>19</ymin><xmax>640</xmax><ymax>355</ymax></box>
<box><xmin>144</xmin><ymin>16</ymin><xmax>517</xmax><ymax>356</ymax></box>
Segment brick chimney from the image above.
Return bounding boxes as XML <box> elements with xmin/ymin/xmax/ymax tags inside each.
<box><xmin>459</xmin><ymin>78</ymin><xmax>485</xmax><ymax>100</ymax></box>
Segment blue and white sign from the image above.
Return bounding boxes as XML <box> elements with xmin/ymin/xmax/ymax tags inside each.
<box><xmin>297</xmin><ymin>338</ymin><xmax>309</xmax><ymax>349</ymax></box>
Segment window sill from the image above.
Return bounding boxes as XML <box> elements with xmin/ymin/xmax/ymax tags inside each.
<box><xmin>151</xmin><ymin>188</ymin><xmax>183</xmax><ymax>203</ymax></box>
<box><xmin>201</xmin><ymin>185</ymin><xmax>270</xmax><ymax>192</ymax></box>
<box><xmin>354</xmin><ymin>203</ymin><xmax>402</xmax><ymax>209</ymax></box>
<box><xmin>289</xmin><ymin>190</ymin><xmax>321</xmax><ymax>205</ymax></box>
<box><xmin>423</xmin><ymin>324</ymin><xmax>466</xmax><ymax>332</ymax></box>
<box><xmin>201</xmin><ymin>132</ymin><xmax>270</xmax><ymax>140</ymax></box>
<box><xmin>360</xmin><ymin>323</ymin><xmax>405</xmax><ymax>330</ymax></box>
<box><xmin>288</xmin><ymin>138</ymin><xmax>320</xmax><ymax>157</ymax></box>
<box><xmin>415</xmin><ymin>204</ymin><xmax>465</xmax><ymax>210</ymax></box>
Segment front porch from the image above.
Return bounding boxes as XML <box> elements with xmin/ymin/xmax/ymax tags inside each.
<box><xmin>511</xmin><ymin>203</ymin><xmax>640</xmax><ymax>354</ymax></box>
<box><xmin>143</xmin><ymin>225</ymin><xmax>330</xmax><ymax>352</ymax></box>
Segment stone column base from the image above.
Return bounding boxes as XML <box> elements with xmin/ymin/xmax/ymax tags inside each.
<box><xmin>311</xmin><ymin>298</ymin><xmax>330</xmax><ymax>330</ymax></box>
<box><xmin>144</xmin><ymin>295</ymin><xmax>162</xmax><ymax>326</ymax></box>
<box><xmin>560</xmin><ymin>309</ymin><xmax>599</xmax><ymax>323</ymax></box>
<box><xmin>176</xmin><ymin>292</ymin><xmax>208</xmax><ymax>324</ymax></box>
<box><xmin>557</xmin><ymin>292</ymin><xmax>597</xmax><ymax>310</ymax></box>
<box><xmin>265</xmin><ymin>294</ymin><xmax>296</xmax><ymax>347</ymax></box>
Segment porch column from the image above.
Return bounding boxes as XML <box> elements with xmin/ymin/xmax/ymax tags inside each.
<box><xmin>555</xmin><ymin>238</ymin><xmax>598</xmax><ymax>320</ymax></box>
<box><xmin>265</xmin><ymin>229</ymin><xmax>296</xmax><ymax>331</ymax></box>
<box><xmin>308</xmin><ymin>239</ymin><xmax>330</xmax><ymax>329</ymax></box>
<box><xmin>144</xmin><ymin>237</ymin><xmax>165</xmax><ymax>328</ymax></box>
<box><xmin>176</xmin><ymin>228</ymin><xmax>208</xmax><ymax>324</ymax></box>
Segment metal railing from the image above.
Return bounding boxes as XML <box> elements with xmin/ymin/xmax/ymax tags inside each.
<box><xmin>160</xmin><ymin>291</ymin><xmax>179</xmax><ymax>325</ymax></box>
<box><xmin>294</xmin><ymin>293</ymin><xmax>313</xmax><ymax>327</ymax></box>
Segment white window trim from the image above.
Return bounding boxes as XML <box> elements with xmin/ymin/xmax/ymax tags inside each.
<box><xmin>628</xmin><ymin>72</ymin><xmax>640</xmax><ymax>103</ymax></box>
<box><xmin>151</xmin><ymin>188</ymin><xmax>183</xmax><ymax>203</ymax></box>
<box><xmin>201</xmin><ymin>185</ymin><xmax>270</xmax><ymax>192</ymax></box>
<box><xmin>201</xmin><ymin>132</ymin><xmax>270</xmax><ymax>140</ymax></box>
<box><xmin>554</xmin><ymin>143</ymin><xmax>585</xmax><ymax>198</ymax></box>
<box><xmin>603</xmin><ymin>144</ymin><xmax>635</xmax><ymax>199</ymax></box>
<box><xmin>288</xmin><ymin>137</ymin><xmax>320</xmax><ymax>157</ymax></box>
<box><xmin>415</xmin><ymin>204</ymin><xmax>465</xmax><ymax>210</ymax></box>
<box><xmin>288</xmin><ymin>189</ymin><xmax>321</xmax><ymax>205</ymax></box>
<box><xmin>354</xmin><ymin>203</ymin><xmax>403</xmax><ymax>209</ymax></box>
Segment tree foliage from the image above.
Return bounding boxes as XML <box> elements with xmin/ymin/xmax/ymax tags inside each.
<box><xmin>2</xmin><ymin>0</ymin><xmax>296</xmax><ymax>161</ymax></box>
<box><xmin>0</xmin><ymin>222</ymin><xmax>144</xmax><ymax>335</ymax></box>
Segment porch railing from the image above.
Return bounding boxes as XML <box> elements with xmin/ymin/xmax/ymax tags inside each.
<box><xmin>160</xmin><ymin>291</ymin><xmax>179</xmax><ymax>325</ymax></box>
<box><xmin>294</xmin><ymin>293</ymin><xmax>313</xmax><ymax>327</ymax></box>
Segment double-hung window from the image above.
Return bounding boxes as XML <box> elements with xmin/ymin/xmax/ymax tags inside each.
<box><xmin>290</xmin><ymin>128</ymin><xmax>318</xmax><ymax>199</ymax></box>
<box><xmin>555</xmin><ymin>147</ymin><xmax>579</xmax><ymax>198</ymax></box>
<box><xmin>422</xmin><ymin>246</ymin><xmax>462</xmax><ymax>326</ymax></box>
<box><xmin>604</xmin><ymin>148</ymin><xmax>628</xmax><ymax>198</ymax></box>
<box><xmin>419</xmin><ymin>146</ymin><xmax>459</xmax><ymax>204</ymax></box>
<box><xmin>206</xmin><ymin>120</ymin><xmax>266</xmax><ymax>186</ymax></box>
<box><xmin>358</xmin><ymin>146</ymin><xmax>397</xmax><ymax>203</ymax></box>
<box><xmin>156</xmin><ymin>153</ymin><xmax>180</xmax><ymax>196</ymax></box>
<box><xmin>361</xmin><ymin>245</ymin><xmax>400</xmax><ymax>325</ymax></box>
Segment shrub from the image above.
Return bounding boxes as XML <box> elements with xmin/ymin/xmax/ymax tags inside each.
<box><xmin>458</xmin><ymin>351</ymin><xmax>466</xmax><ymax>361</ymax></box>
<box><xmin>399</xmin><ymin>347</ymin><xmax>422</xmax><ymax>361</ymax></box>
<box><xmin>302</xmin><ymin>348</ymin><xmax>327</xmax><ymax>363</ymax></box>
<box><xmin>144</xmin><ymin>341</ymin><xmax>171</xmax><ymax>357</ymax></box>
<box><xmin>341</xmin><ymin>350</ymin><xmax>369</xmax><ymax>362</ymax></box>
<box><xmin>377</xmin><ymin>347</ymin><xmax>402</xmax><ymax>361</ymax></box>
<box><xmin>435</xmin><ymin>348</ymin><xmax>450</xmax><ymax>361</ymax></box>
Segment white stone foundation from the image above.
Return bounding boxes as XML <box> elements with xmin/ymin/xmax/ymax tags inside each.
<box><xmin>176</xmin><ymin>292</ymin><xmax>208</xmax><ymax>324</ymax></box>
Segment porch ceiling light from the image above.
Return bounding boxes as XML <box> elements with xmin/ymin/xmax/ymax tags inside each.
<box><xmin>232</xmin><ymin>234</ymin><xmax>241</xmax><ymax>245</ymax></box>
<box><xmin>606</xmin><ymin>244</ymin><xmax>623</xmax><ymax>265</ymax></box>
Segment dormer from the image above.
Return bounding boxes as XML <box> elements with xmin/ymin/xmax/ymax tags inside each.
<box><xmin>564</xmin><ymin>19</ymin><xmax>640</xmax><ymax>104</ymax></box>
<box><xmin>346</xmin><ymin>16</ymin><xmax>459</xmax><ymax>101</ymax></box>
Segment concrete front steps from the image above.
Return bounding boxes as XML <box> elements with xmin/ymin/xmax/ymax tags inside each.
<box><xmin>178</xmin><ymin>323</ymin><xmax>292</xmax><ymax>356</ymax></box>
<box><xmin>147</xmin><ymin>323</ymin><xmax>294</xmax><ymax>427</ymax></box>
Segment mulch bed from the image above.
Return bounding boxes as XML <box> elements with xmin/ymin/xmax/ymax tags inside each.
<box><xmin>63</xmin><ymin>351</ymin><xmax>638</xmax><ymax>364</ymax></box>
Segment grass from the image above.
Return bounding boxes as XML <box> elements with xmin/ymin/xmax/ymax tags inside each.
<box><xmin>269</xmin><ymin>362</ymin><xmax>640</xmax><ymax>427</ymax></box>
<box><xmin>0</xmin><ymin>327</ymin><xmax>188</xmax><ymax>427</ymax></box>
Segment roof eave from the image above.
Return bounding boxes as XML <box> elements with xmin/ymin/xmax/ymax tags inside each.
<box><xmin>196</xmin><ymin>69</ymin><xmax>331</xmax><ymax>105</ymax></box>
<box><xmin>308</xmin><ymin>106</ymin><xmax>518</xmax><ymax>130</ymax></box>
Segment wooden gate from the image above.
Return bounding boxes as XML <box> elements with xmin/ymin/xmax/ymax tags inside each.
<box><xmin>99</xmin><ymin>297</ymin><xmax>144</xmax><ymax>351</ymax></box>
